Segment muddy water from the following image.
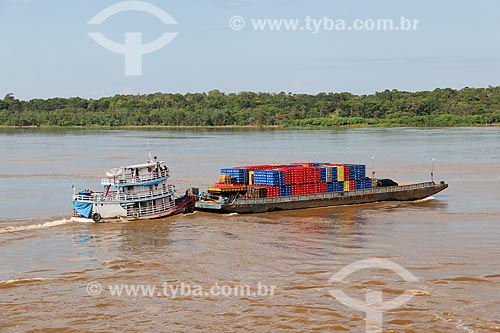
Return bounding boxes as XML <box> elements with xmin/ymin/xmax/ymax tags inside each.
<box><xmin>0</xmin><ymin>128</ymin><xmax>499</xmax><ymax>332</ymax></box>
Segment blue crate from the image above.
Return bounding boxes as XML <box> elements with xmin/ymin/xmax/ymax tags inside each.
<box><xmin>253</xmin><ymin>170</ymin><xmax>284</xmax><ymax>186</ymax></box>
<box><xmin>345</xmin><ymin>164</ymin><xmax>367</xmax><ymax>180</ymax></box>
<box><xmin>221</xmin><ymin>168</ymin><xmax>249</xmax><ymax>184</ymax></box>
<box><xmin>356</xmin><ymin>165</ymin><xmax>366</xmax><ymax>179</ymax></box>
<box><xmin>328</xmin><ymin>181</ymin><xmax>344</xmax><ymax>193</ymax></box>
<box><xmin>330</xmin><ymin>167</ymin><xmax>338</xmax><ymax>182</ymax></box>
<box><xmin>320</xmin><ymin>167</ymin><xmax>327</xmax><ymax>182</ymax></box>
<box><xmin>280</xmin><ymin>185</ymin><xmax>292</xmax><ymax>196</ymax></box>
<box><xmin>334</xmin><ymin>181</ymin><xmax>344</xmax><ymax>192</ymax></box>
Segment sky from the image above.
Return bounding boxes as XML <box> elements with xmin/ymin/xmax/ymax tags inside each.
<box><xmin>1</xmin><ymin>0</ymin><xmax>500</xmax><ymax>100</ymax></box>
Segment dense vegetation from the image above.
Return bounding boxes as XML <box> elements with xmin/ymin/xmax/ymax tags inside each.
<box><xmin>2</xmin><ymin>87</ymin><xmax>500</xmax><ymax>127</ymax></box>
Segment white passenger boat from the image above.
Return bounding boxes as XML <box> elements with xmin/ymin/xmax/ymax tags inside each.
<box><xmin>71</xmin><ymin>152</ymin><xmax>195</xmax><ymax>222</ymax></box>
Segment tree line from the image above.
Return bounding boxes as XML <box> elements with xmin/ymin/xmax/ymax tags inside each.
<box><xmin>1</xmin><ymin>87</ymin><xmax>500</xmax><ymax>127</ymax></box>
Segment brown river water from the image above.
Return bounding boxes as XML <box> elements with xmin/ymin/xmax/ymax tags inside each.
<box><xmin>0</xmin><ymin>128</ymin><xmax>499</xmax><ymax>332</ymax></box>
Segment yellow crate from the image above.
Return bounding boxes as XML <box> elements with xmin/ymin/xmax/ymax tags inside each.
<box><xmin>343</xmin><ymin>180</ymin><xmax>350</xmax><ymax>191</ymax></box>
<box><xmin>337</xmin><ymin>166</ymin><xmax>345</xmax><ymax>182</ymax></box>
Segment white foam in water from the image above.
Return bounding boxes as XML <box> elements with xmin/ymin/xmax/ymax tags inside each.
<box><xmin>0</xmin><ymin>219</ymin><xmax>70</xmax><ymax>234</ymax></box>
<box><xmin>414</xmin><ymin>196</ymin><xmax>436</xmax><ymax>203</ymax></box>
<box><xmin>0</xmin><ymin>277</ymin><xmax>50</xmax><ymax>286</ymax></box>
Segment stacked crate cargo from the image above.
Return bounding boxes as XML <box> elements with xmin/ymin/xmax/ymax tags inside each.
<box><xmin>213</xmin><ymin>162</ymin><xmax>372</xmax><ymax>200</ymax></box>
<box><xmin>208</xmin><ymin>168</ymin><xmax>250</xmax><ymax>195</ymax></box>
<box><xmin>280</xmin><ymin>166</ymin><xmax>325</xmax><ymax>196</ymax></box>
<box><xmin>220</xmin><ymin>168</ymin><xmax>249</xmax><ymax>185</ymax></box>
<box><xmin>321</xmin><ymin>165</ymin><xmax>344</xmax><ymax>193</ymax></box>
<box><xmin>336</xmin><ymin>164</ymin><xmax>372</xmax><ymax>191</ymax></box>
<box><xmin>230</xmin><ymin>163</ymin><xmax>328</xmax><ymax>198</ymax></box>
<box><xmin>351</xmin><ymin>164</ymin><xmax>371</xmax><ymax>189</ymax></box>
<box><xmin>251</xmin><ymin>169</ymin><xmax>283</xmax><ymax>198</ymax></box>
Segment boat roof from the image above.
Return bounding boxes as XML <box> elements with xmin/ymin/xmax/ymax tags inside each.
<box><xmin>124</xmin><ymin>161</ymin><xmax>164</xmax><ymax>169</ymax></box>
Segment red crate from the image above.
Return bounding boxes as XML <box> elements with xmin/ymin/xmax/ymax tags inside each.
<box><xmin>291</xmin><ymin>184</ymin><xmax>305</xmax><ymax>195</ymax></box>
<box><xmin>236</xmin><ymin>165</ymin><xmax>285</xmax><ymax>171</ymax></box>
<box><xmin>344</xmin><ymin>165</ymin><xmax>350</xmax><ymax>180</ymax></box>
<box><xmin>290</xmin><ymin>182</ymin><xmax>328</xmax><ymax>195</ymax></box>
<box><xmin>280</xmin><ymin>166</ymin><xmax>323</xmax><ymax>185</ymax></box>
<box><xmin>260</xmin><ymin>185</ymin><xmax>280</xmax><ymax>197</ymax></box>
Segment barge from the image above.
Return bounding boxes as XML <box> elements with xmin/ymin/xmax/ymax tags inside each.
<box><xmin>195</xmin><ymin>162</ymin><xmax>448</xmax><ymax>214</ymax></box>
<box><xmin>196</xmin><ymin>181</ymin><xmax>448</xmax><ymax>214</ymax></box>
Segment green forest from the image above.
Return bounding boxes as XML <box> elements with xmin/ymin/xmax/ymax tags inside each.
<box><xmin>2</xmin><ymin>87</ymin><xmax>500</xmax><ymax>128</ymax></box>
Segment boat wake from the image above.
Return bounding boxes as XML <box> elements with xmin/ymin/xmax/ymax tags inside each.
<box><xmin>414</xmin><ymin>196</ymin><xmax>436</xmax><ymax>203</ymax></box>
<box><xmin>0</xmin><ymin>277</ymin><xmax>52</xmax><ymax>289</ymax></box>
<box><xmin>0</xmin><ymin>219</ymin><xmax>70</xmax><ymax>234</ymax></box>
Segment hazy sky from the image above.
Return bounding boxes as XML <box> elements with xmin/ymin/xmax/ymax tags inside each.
<box><xmin>1</xmin><ymin>0</ymin><xmax>499</xmax><ymax>100</ymax></box>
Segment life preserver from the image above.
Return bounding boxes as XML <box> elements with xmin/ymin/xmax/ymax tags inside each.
<box><xmin>132</xmin><ymin>211</ymin><xmax>139</xmax><ymax>219</ymax></box>
<box><xmin>92</xmin><ymin>213</ymin><xmax>102</xmax><ymax>223</ymax></box>
<box><xmin>148</xmin><ymin>167</ymin><xmax>152</xmax><ymax>172</ymax></box>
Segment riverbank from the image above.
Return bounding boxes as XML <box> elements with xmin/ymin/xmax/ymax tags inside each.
<box><xmin>286</xmin><ymin>114</ymin><xmax>500</xmax><ymax>128</ymax></box>
<box><xmin>2</xmin><ymin>116</ymin><xmax>500</xmax><ymax>130</ymax></box>
<box><xmin>0</xmin><ymin>125</ymin><xmax>281</xmax><ymax>130</ymax></box>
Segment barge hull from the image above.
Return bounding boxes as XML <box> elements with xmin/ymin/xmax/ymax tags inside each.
<box><xmin>196</xmin><ymin>182</ymin><xmax>448</xmax><ymax>214</ymax></box>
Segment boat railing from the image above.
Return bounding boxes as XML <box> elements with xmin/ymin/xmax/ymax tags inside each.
<box><xmin>233</xmin><ymin>181</ymin><xmax>436</xmax><ymax>205</ymax></box>
<box><xmin>101</xmin><ymin>170</ymin><xmax>170</xmax><ymax>186</ymax></box>
<box><xmin>73</xmin><ymin>185</ymin><xmax>176</xmax><ymax>203</ymax></box>
<box><xmin>126</xmin><ymin>201</ymin><xmax>175</xmax><ymax>217</ymax></box>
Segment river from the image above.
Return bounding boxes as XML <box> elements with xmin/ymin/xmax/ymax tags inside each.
<box><xmin>0</xmin><ymin>128</ymin><xmax>499</xmax><ymax>332</ymax></box>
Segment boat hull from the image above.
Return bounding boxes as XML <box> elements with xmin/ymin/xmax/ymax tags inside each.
<box><xmin>71</xmin><ymin>195</ymin><xmax>195</xmax><ymax>223</ymax></box>
<box><xmin>195</xmin><ymin>182</ymin><xmax>448</xmax><ymax>214</ymax></box>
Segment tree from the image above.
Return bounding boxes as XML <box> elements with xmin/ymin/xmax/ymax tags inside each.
<box><xmin>3</xmin><ymin>93</ymin><xmax>22</xmax><ymax>112</ymax></box>
<box><xmin>2</xmin><ymin>87</ymin><xmax>500</xmax><ymax>127</ymax></box>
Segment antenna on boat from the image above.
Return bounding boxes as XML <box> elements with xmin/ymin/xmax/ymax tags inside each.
<box><xmin>371</xmin><ymin>156</ymin><xmax>375</xmax><ymax>179</ymax></box>
<box><xmin>431</xmin><ymin>158</ymin><xmax>435</xmax><ymax>183</ymax></box>
<box><xmin>147</xmin><ymin>139</ymin><xmax>153</xmax><ymax>162</ymax></box>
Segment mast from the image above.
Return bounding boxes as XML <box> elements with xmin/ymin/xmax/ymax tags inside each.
<box><xmin>147</xmin><ymin>139</ymin><xmax>153</xmax><ymax>162</ymax></box>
